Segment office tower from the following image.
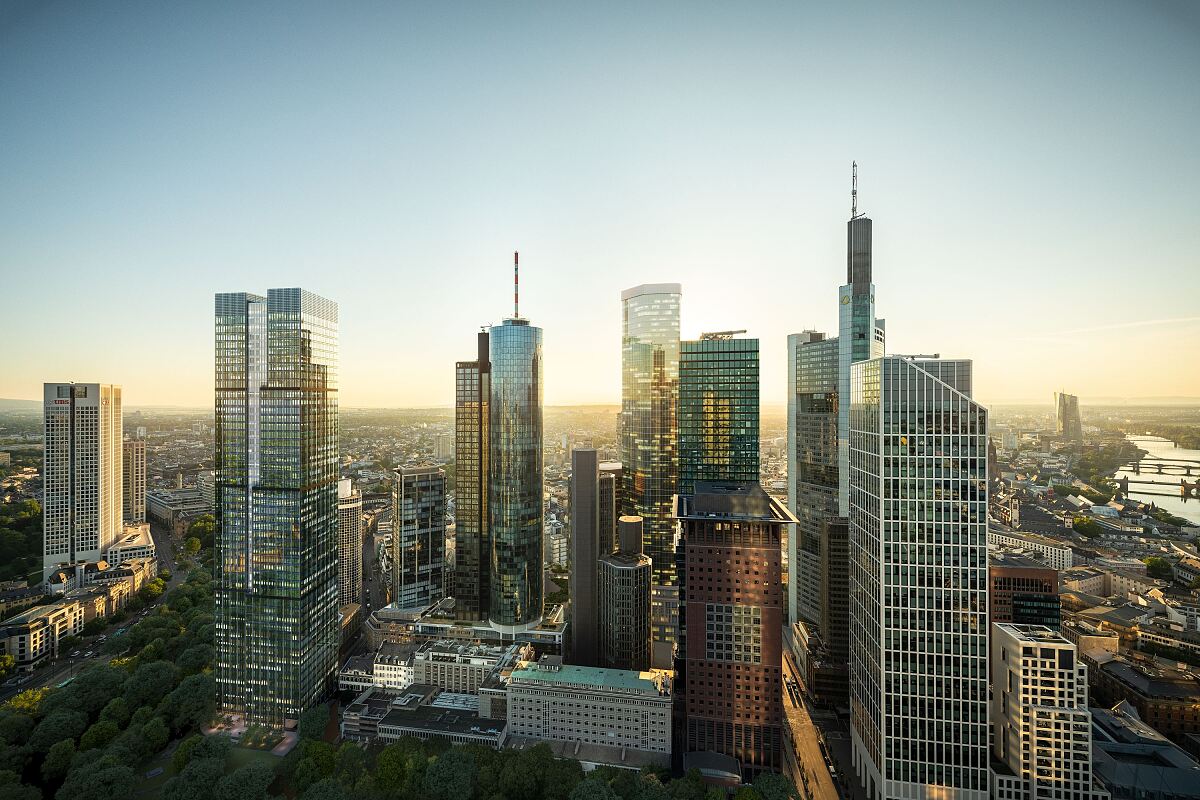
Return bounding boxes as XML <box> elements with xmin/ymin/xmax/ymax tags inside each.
<box><xmin>121</xmin><ymin>438</ymin><xmax>146</xmax><ymax>524</ymax></box>
<box><xmin>598</xmin><ymin>460</ymin><xmax>622</xmax><ymax>553</ymax></box>
<box><xmin>487</xmin><ymin>307</ymin><xmax>544</xmax><ymax>632</ymax></box>
<box><xmin>570</xmin><ymin>448</ymin><xmax>601</xmax><ymax>665</ymax></box>
<box><xmin>337</xmin><ymin>478</ymin><xmax>363</xmax><ymax>607</ymax></box>
<box><xmin>677</xmin><ymin>333</ymin><xmax>760</xmax><ymax>496</ymax></box>
<box><xmin>990</xmin><ymin>624</ymin><xmax>1103</xmax><ymax>800</ymax></box>
<box><xmin>619</xmin><ymin>283</ymin><xmax>681</xmax><ymax>651</ymax></box>
<box><xmin>989</xmin><ymin>552</ymin><xmax>1061</xmax><ymax>628</ymax></box>
<box><xmin>213</xmin><ymin>289</ymin><xmax>340</xmax><ymax>728</ymax></box>
<box><xmin>454</xmin><ymin>331</ymin><xmax>491</xmax><ymax>620</ymax></box>
<box><xmin>849</xmin><ymin>356</ymin><xmax>989</xmax><ymax>800</ymax></box>
<box><xmin>598</xmin><ymin>515</ymin><xmax>652</xmax><ymax>671</ymax></box>
<box><xmin>675</xmin><ymin>482</ymin><xmax>794</xmax><ymax>778</ymax></box>
<box><xmin>1055</xmin><ymin>391</ymin><xmax>1083</xmax><ymax>441</ymax></box>
<box><xmin>393</xmin><ymin>466</ymin><xmax>447</xmax><ymax>609</ymax></box>
<box><xmin>42</xmin><ymin>383</ymin><xmax>123</xmax><ymax>580</ymax></box>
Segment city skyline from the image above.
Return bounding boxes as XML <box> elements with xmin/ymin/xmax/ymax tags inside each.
<box><xmin>3</xmin><ymin>3</ymin><xmax>1199</xmax><ymax>408</ymax></box>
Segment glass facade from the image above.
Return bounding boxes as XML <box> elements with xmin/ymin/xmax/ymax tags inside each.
<box><xmin>214</xmin><ymin>288</ymin><xmax>340</xmax><ymax>729</ymax></box>
<box><xmin>454</xmin><ymin>332</ymin><xmax>490</xmax><ymax>619</ymax></box>
<box><xmin>488</xmin><ymin>318</ymin><xmax>544</xmax><ymax>630</ymax></box>
<box><xmin>620</xmin><ymin>284</ymin><xmax>680</xmax><ymax>649</ymax></box>
<box><xmin>393</xmin><ymin>466</ymin><xmax>446</xmax><ymax>609</ymax></box>
<box><xmin>678</xmin><ymin>337</ymin><xmax>760</xmax><ymax>496</ymax></box>
<box><xmin>848</xmin><ymin>357</ymin><xmax>989</xmax><ymax>800</ymax></box>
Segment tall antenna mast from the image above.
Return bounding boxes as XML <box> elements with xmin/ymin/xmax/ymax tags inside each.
<box><xmin>851</xmin><ymin>161</ymin><xmax>859</xmax><ymax>219</ymax></box>
<box><xmin>513</xmin><ymin>251</ymin><xmax>519</xmax><ymax>318</ymax></box>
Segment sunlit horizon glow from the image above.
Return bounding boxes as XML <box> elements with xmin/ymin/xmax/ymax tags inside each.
<box><xmin>3</xmin><ymin>2</ymin><xmax>1198</xmax><ymax>409</ymax></box>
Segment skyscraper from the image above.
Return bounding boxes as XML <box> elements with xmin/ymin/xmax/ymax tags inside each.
<box><xmin>42</xmin><ymin>383</ymin><xmax>123</xmax><ymax>579</ymax></box>
<box><xmin>849</xmin><ymin>356</ymin><xmax>989</xmax><ymax>800</ymax></box>
<box><xmin>598</xmin><ymin>515</ymin><xmax>652</xmax><ymax>672</ymax></box>
<box><xmin>454</xmin><ymin>254</ymin><xmax>544</xmax><ymax>633</ymax></box>
<box><xmin>214</xmin><ymin>289</ymin><xmax>340</xmax><ymax>728</ymax></box>
<box><xmin>1055</xmin><ymin>391</ymin><xmax>1083</xmax><ymax>441</ymax></box>
<box><xmin>393</xmin><ymin>466</ymin><xmax>447</xmax><ymax>609</ymax></box>
<box><xmin>620</xmin><ymin>283</ymin><xmax>681</xmax><ymax>653</ymax></box>
<box><xmin>598</xmin><ymin>460</ymin><xmax>622</xmax><ymax>554</ymax></box>
<box><xmin>122</xmin><ymin>437</ymin><xmax>146</xmax><ymax>524</ymax></box>
<box><xmin>337</xmin><ymin>478</ymin><xmax>363</xmax><ymax>607</ymax></box>
<box><xmin>990</xmin><ymin>624</ymin><xmax>1104</xmax><ymax>800</ymax></box>
<box><xmin>675</xmin><ymin>482</ymin><xmax>794</xmax><ymax>778</ymax></box>
<box><xmin>570</xmin><ymin>448</ymin><xmax>601</xmax><ymax>665</ymax></box>
<box><xmin>487</xmin><ymin>311</ymin><xmax>544</xmax><ymax>632</ymax></box>
<box><xmin>678</xmin><ymin>333</ymin><xmax>759</xmax><ymax>496</ymax></box>
<box><xmin>454</xmin><ymin>331</ymin><xmax>491</xmax><ymax>620</ymax></box>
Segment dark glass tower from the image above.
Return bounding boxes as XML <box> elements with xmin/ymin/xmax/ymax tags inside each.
<box><xmin>678</xmin><ymin>334</ymin><xmax>759</xmax><ymax>496</ymax></box>
<box><xmin>570</xmin><ymin>448</ymin><xmax>601</xmax><ymax>665</ymax></box>
<box><xmin>214</xmin><ymin>288</ymin><xmax>340</xmax><ymax>728</ymax></box>
<box><xmin>454</xmin><ymin>332</ymin><xmax>491</xmax><ymax>619</ymax></box>
<box><xmin>487</xmin><ymin>316</ymin><xmax>544</xmax><ymax>631</ymax></box>
<box><xmin>393</xmin><ymin>465</ymin><xmax>446</xmax><ymax>609</ymax></box>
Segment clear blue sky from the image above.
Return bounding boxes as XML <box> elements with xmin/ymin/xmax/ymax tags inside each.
<box><xmin>2</xmin><ymin>1</ymin><xmax>1198</xmax><ymax>407</ymax></box>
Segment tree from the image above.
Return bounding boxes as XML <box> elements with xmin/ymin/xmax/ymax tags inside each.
<box><xmin>157</xmin><ymin>673</ymin><xmax>215</xmax><ymax>733</ymax></box>
<box><xmin>29</xmin><ymin>709</ymin><xmax>88</xmax><ymax>753</ymax></box>
<box><xmin>184</xmin><ymin>537</ymin><xmax>202</xmax><ymax>556</ymax></box>
<box><xmin>751</xmin><ymin>774</ymin><xmax>798</xmax><ymax>800</ymax></box>
<box><xmin>79</xmin><ymin>720</ymin><xmax>120</xmax><ymax>752</ymax></box>
<box><xmin>175</xmin><ymin>644</ymin><xmax>215</xmax><ymax>675</ymax></box>
<box><xmin>570</xmin><ymin>778</ymin><xmax>620</xmax><ymax>800</ymax></box>
<box><xmin>82</xmin><ymin>618</ymin><xmax>107</xmax><ymax>637</ymax></box>
<box><xmin>424</xmin><ymin>746</ymin><xmax>477</xmax><ymax>800</ymax></box>
<box><xmin>55</xmin><ymin>762</ymin><xmax>136</xmax><ymax>800</ymax></box>
<box><xmin>162</xmin><ymin>757</ymin><xmax>225</xmax><ymax>800</ymax></box>
<box><xmin>298</xmin><ymin>703</ymin><xmax>330</xmax><ymax>741</ymax></box>
<box><xmin>1</xmin><ymin>689</ymin><xmax>45</xmax><ymax>717</ymax></box>
<box><xmin>1072</xmin><ymin>516</ymin><xmax>1103</xmax><ymax>538</ymax></box>
<box><xmin>141</xmin><ymin>716</ymin><xmax>170</xmax><ymax>755</ymax></box>
<box><xmin>335</xmin><ymin>741</ymin><xmax>367</xmax><ymax>787</ymax></box>
<box><xmin>99</xmin><ymin>697</ymin><xmax>130</xmax><ymax>727</ymax></box>
<box><xmin>214</xmin><ymin>762</ymin><xmax>275</xmax><ymax>800</ymax></box>
<box><xmin>125</xmin><ymin>660</ymin><xmax>180</xmax><ymax>709</ymax></box>
<box><xmin>171</xmin><ymin>733</ymin><xmax>203</xmax><ymax>773</ymax></box>
<box><xmin>300</xmin><ymin>778</ymin><xmax>349</xmax><ymax>800</ymax></box>
<box><xmin>734</xmin><ymin>789</ymin><xmax>763</xmax><ymax>800</ymax></box>
<box><xmin>0</xmin><ymin>713</ymin><xmax>33</xmax><ymax>747</ymax></box>
<box><xmin>186</xmin><ymin>516</ymin><xmax>217</xmax><ymax>550</ymax></box>
<box><xmin>1143</xmin><ymin>556</ymin><xmax>1174</xmax><ymax>580</ymax></box>
<box><xmin>42</xmin><ymin>739</ymin><xmax>75</xmax><ymax>784</ymax></box>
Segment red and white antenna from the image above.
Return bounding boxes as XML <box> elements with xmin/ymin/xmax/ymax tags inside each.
<box><xmin>513</xmin><ymin>251</ymin><xmax>519</xmax><ymax>318</ymax></box>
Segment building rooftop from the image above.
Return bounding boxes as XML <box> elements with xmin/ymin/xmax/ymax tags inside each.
<box><xmin>1099</xmin><ymin>657</ymin><xmax>1200</xmax><ymax>700</ymax></box>
<box><xmin>508</xmin><ymin>657</ymin><xmax>671</xmax><ymax>696</ymax></box>
<box><xmin>989</xmin><ymin>551</ymin><xmax>1054</xmax><ymax>570</ymax></box>
<box><xmin>674</xmin><ymin>482</ymin><xmax>797</xmax><ymax>524</ymax></box>
<box><xmin>1092</xmin><ymin>703</ymin><xmax>1200</xmax><ymax>793</ymax></box>
<box><xmin>994</xmin><ymin>623</ymin><xmax>1071</xmax><ymax>645</ymax></box>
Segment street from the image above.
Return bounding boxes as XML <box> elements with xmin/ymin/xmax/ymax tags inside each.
<box><xmin>781</xmin><ymin>653</ymin><xmax>842</xmax><ymax>800</ymax></box>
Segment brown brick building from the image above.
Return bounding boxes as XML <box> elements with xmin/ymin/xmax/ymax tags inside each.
<box><xmin>675</xmin><ymin>482</ymin><xmax>796</xmax><ymax>778</ymax></box>
<box><xmin>988</xmin><ymin>552</ymin><xmax>1060</xmax><ymax>628</ymax></box>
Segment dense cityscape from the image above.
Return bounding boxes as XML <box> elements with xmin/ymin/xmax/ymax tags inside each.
<box><xmin>2</xmin><ymin>177</ymin><xmax>1200</xmax><ymax>800</ymax></box>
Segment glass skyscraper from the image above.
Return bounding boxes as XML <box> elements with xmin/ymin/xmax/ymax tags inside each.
<box><xmin>393</xmin><ymin>465</ymin><xmax>446</xmax><ymax>609</ymax></box>
<box><xmin>848</xmin><ymin>356</ymin><xmax>989</xmax><ymax>800</ymax></box>
<box><xmin>619</xmin><ymin>283</ymin><xmax>680</xmax><ymax>653</ymax></box>
<box><xmin>214</xmin><ymin>289</ymin><xmax>340</xmax><ymax>729</ymax></box>
<box><xmin>454</xmin><ymin>331</ymin><xmax>491</xmax><ymax>620</ymax></box>
<box><xmin>487</xmin><ymin>317</ymin><xmax>543</xmax><ymax>631</ymax></box>
<box><xmin>678</xmin><ymin>334</ymin><xmax>759</xmax><ymax>496</ymax></box>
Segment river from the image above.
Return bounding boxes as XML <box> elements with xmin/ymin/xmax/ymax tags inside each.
<box><xmin>1114</xmin><ymin>435</ymin><xmax>1200</xmax><ymax>526</ymax></box>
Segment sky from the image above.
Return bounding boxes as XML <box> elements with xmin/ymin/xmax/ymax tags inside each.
<box><xmin>2</xmin><ymin>1</ymin><xmax>1198</xmax><ymax>409</ymax></box>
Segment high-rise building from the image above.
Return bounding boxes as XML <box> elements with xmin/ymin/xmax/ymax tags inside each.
<box><xmin>213</xmin><ymin>289</ymin><xmax>340</xmax><ymax>728</ymax></box>
<box><xmin>1055</xmin><ymin>391</ymin><xmax>1083</xmax><ymax>441</ymax></box>
<box><xmin>619</xmin><ymin>283</ymin><xmax>681</xmax><ymax>653</ymax></box>
<box><xmin>487</xmin><ymin>311</ymin><xmax>544</xmax><ymax>632</ymax></box>
<box><xmin>43</xmin><ymin>383</ymin><xmax>123</xmax><ymax>580</ymax></box>
<box><xmin>454</xmin><ymin>331</ymin><xmax>491</xmax><ymax>620</ymax></box>
<box><xmin>393</xmin><ymin>466</ymin><xmax>446</xmax><ymax>609</ymax></box>
<box><xmin>849</xmin><ymin>356</ymin><xmax>989</xmax><ymax>800</ymax></box>
<box><xmin>454</xmin><ymin>255</ymin><xmax>544</xmax><ymax>633</ymax></box>
<box><xmin>570</xmin><ymin>448</ymin><xmax>601</xmax><ymax>665</ymax></box>
<box><xmin>122</xmin><ymin>438</ymin><xmax>146</xmax><ymax>524</ymax></box>
<box><xmin>678</xmin><ymin>333</ymin><xmax>759</xmax><ymax>496</ymax></box>
<box><xmin>337</xmin><ymin>478</ymin><xmax>363</xmax><ymax>607</ymax></box>
<box><xmin>990</xmin><ymin>624</ymin><xmax>1105</xmax><ymax>800</ymax></box>
<box><xmin>598</xmin><ymin>460</ymin><xmax>622</xmax><ymax>554</ymax></box>
<box><xmin>675</xmin><ymin>482</ymin><xmax>794</xmax><ymax>778</ymax></box>
<box><xmin>599</xmin><ymin>515</ymin><xmax>652</xmax><ymax>671</ymax></box>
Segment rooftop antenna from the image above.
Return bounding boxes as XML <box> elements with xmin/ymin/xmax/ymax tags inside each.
<box><xmin>851</xmin><ymin>161</ymin><xmax>863</xmax><ymax>220</ymax></box>
<box><xmin>513</xmin><ymin>251</ymin><xmax>519</xmax><ymax>319</ymax></box>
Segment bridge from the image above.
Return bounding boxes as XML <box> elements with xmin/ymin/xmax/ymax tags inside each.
<box><xmin>1123</xmin><ymin>457</ymin><xmax>1200</xmax><ymax>477</ymax></box>
<box><xmin>1118</xmin><ymin>475</ymin><xmax>1199</xmax><ymax>501</ymax></box>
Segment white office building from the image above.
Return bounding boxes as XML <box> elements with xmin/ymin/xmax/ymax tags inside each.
<box><xmin>990</xmin><ymin>624</ymin><xmax>1108</xmax><ymax>800</ymax></box>
<box><xmin>122</xmin><ymin>438</ymin><xmax>146</xmax><ymax>524</ymax></box>
<box><xmin>849</xmin><ymin>357</ymin><xmax>990</xmax><ymax>800</ymax></box>
<box><xmin>506</xmin><ymin>655</ymin><xmax>672</xmax><ymax>758</ymax></box>
<box><xmin>43</xmin><ymin>383</ymin><xmax>123</xmax><ymax>581</ymax></box>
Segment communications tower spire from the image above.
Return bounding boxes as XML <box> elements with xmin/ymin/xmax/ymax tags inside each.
<box><xmin>851</xmin><ymin>161</ymin><xmax>861</xmax><ymax>219</ymax></box>
<box><xmin>513</xmin><ymin>251</ymin><xmax>519</xmax><ymax>318</ymax></box>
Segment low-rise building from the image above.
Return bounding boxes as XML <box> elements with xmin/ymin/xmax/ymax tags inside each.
<box><xmin>341</xmin><ymin>684</ymin><xmax>505</xmax><ymax>747</ymax></box>
<box><xmin>989</xmin><ymin>528</ymin><xmax>1074</xmax><ymax>571</ymax></box>
<box><xmin>0</xmin><ymin>599</ymin><xmax>84</xmax><ymax>671</ymax></box>
<box><xmin>1091</xmin><ymin>702</ymin><xmax>1200</xmax><ymax>799</ymax></box>
<box><xmin>412</xmin><ymin>639</ymin><xmax>523</xmax><ymax>694</ymax></box>
<box><xmin>146</xmin><ymin>488</ymin><xmax>212</xmax><ymax>533</ymax></box>
<box><xmin>506</xmin><ymin>655</ymin><xmax>672</xmax><ymax>767</ymax></box>
<box><xmin>106</xmin><ymin>523</ymin><xmax>156</xmax><ymax>566</ymax></box>
<box><xmin>1091</xmin><ymin>655</ymin><xmax>1200</xmax><ymax>745</ymax></box>
<box><xmin>989</xmin><ymin>552</ymin><xmax>1060</xmax><ymax>628</ymax></box>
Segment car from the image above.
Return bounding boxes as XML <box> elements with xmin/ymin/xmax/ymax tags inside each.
<box><xmin>70</xmin><ymin>650</ymin><xmax>81</xmax><ymax>658</ymax></box>
<box><xmin>96</xmin><ymin>635</ymin><xmax>107</xmax><ymax>642</ymax></box>
<box><xmin>83</xmin><ymin>651</ymin><xmax>94</xmax><ymax>658</ymax></box>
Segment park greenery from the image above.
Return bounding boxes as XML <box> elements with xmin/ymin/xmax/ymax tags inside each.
<box><xmin>0</xmin><ymin>499</ymin><xmax>41</xmax><ymax>583</ymax></box>
<box><xmin>1072</xmin><ymin>516</ymin><xmax>1103</xmax><ymax>538</ymax></box>
<box><xmin>1142</xmin><ymin>556</ymin><xmax>1174</xmax><ymax>580</ymax></box>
